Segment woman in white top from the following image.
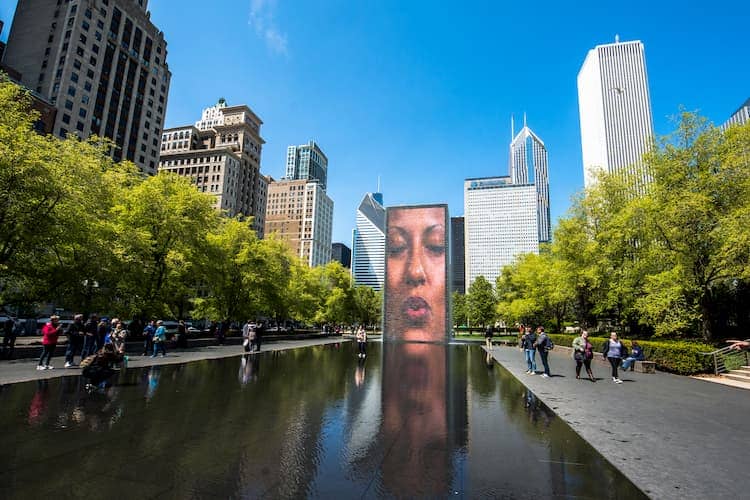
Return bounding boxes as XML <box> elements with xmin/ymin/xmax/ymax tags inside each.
<box><xmin>356</xmin><ymin>325</ymin><xmax>367</xmax><ymax>358</ymax></box>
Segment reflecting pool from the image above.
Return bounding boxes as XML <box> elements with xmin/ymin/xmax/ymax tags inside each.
<box><xmin>0</xmin><ymin>343</ymin><xmax>645</xmax><ymax>498</ymax></box>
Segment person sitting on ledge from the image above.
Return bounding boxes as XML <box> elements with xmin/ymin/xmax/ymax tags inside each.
<box><xmin>621</xmin><ymin>341</ymin><xmax>645</xmax><ymax>371</ymax></box>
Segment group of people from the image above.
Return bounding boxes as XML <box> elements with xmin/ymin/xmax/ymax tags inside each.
<box><xmin>36</xmin><ymin>315</ymin><xmax>131</xmax><ymax>370</ymax></box>
<box><xmin>518</xmin><ymin>326</ymin><xmax>645</xmax><ymax>383</ymax></box>
<box><xmin>33</xmin><ymin>315</ymin><xmax>183</xmax><ymax>370</ymax></box>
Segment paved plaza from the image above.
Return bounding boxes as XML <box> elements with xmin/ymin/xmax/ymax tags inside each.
<box><xmin>485</xmin><ymin>344</ymin><xmax>750</xmax><ymax>500</ymax></box>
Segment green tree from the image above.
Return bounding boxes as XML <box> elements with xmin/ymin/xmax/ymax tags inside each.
<box><xmin>352</xmin><ymin>285</ymin><xmax>382</xmax><ymax>328</ymax></box>
<box><xmin>466</xmin><ymin>275</ymin><xmax>496</xmax><ymax>328</ymax></box>
<box><xmin>452</xmin><ymin>292</ymin><xmax>467</xmax><ymax>326</ymax></box>
<box><xmin>108</xmin><ymin>173</ymin><xmax>219</xmax><ymax>318</ymax></box>
<box><xmin>192</xmin><ymin>217</ymin><xmax>260</xmax><ymax>322</ymax></box>
<box><xmin>634</xmin><ymin>114</ymin><xmax>750</xmax><ymax>340</ymax></box>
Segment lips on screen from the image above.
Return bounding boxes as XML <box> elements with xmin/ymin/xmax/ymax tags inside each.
<box><xmin>383</xmin><ymin>205</ymin><xmax>449</xmax><ymax>342</ymax></box>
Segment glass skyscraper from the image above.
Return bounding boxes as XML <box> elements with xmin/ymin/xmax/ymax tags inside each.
<box><xmin>352</xmin><ymin>192</ymin><xmax>385</xmax><ymax>291</ymax></box>
<box><xmin>285</xmin><ymin>141</ymin><xmax>328</xmax><ymax>190</ymax></box>
<box><xmin>509</xmin><ymin>122</ymin><xmax>550</xmax><ymax>243</ymax></box>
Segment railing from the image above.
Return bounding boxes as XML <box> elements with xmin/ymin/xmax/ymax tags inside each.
<box><xmin>702</xmin><ymin>341</ymin><xmax>750</xmax><ymax>375</ymax></box>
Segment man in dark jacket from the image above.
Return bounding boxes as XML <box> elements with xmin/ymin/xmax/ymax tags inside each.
<box><xmin>520</xmin><ymin>326</ymin><xmax>537</xmax><ymax>374</ymax></box>
<box><xmin>2</xmin><ymin>317</ymin><xmax>18</xmax><ymax>359</ymax></box>
<box><xmin>65</xmin><ymin>314</ymin><xmax>85</xmax><ymax>368</ymax></box>
<box><xmin>82</xmin><ymin>314</ymin><xmax>98</xmax><ymax>359</ymax></box>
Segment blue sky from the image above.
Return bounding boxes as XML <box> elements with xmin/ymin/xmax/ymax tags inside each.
<box><xmin>2</xmin><ymin>1</ymin><xmax>749</xmax><ymax>246</ymax></box>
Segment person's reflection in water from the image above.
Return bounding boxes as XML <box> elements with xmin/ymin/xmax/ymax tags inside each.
<box><xmin>384</xmin><ymin>206</ymin><xmax>447</xmax><ymax>342</ymax></box>
<box><xmin>145</xmin><ymin>366</ymin><xmax>161</xmax><ymax>401</ymax></box>
<box><xmin>485</xmin><ymin>351</ymin><xmax>494</xmax><ymax>369</ymax></box>
<box><xmin>27</xmin><ymin>379</ymin><xmax>50</xmax><ymax>427</ymax></box>
<box><xmin>354</xmin><ymin>358</ymin><xmax>366</xmax><ymax>388</ymax></box>
<box><xmin>239</xmin><ymin>354</ymin><xmax>260</xmax><ymax>386</ymax></box>
<box><xmin>380</xmin><ymin>343</ymin><xmax>450</xmax><ymax>496</ymax></box>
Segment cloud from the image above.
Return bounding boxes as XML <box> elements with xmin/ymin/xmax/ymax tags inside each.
<box><xmin>248</xmin><ymin>0</ymin><xmax>289</xmax><ymax>55</ymax></box>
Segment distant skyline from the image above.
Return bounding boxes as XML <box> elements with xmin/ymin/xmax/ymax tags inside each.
<box><xmin>3</xmin><ymin>0</ymin><xmax>749</xmax><ymax>246</ymax></box>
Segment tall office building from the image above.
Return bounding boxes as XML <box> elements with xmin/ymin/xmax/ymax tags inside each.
<box><xmin>265</xmin><ymin>178</ymin><xmax>333</xmax><ymax>267</ymax></box>
<box><xmin>450</xmin><ymin>216</ymin><xmax>465</xmax><ymax>294</ymax></box>
<box><xmin>331</xmin><ymin>243</ymin><xmax>351</xmax><ymax>269</ymax></box>
<box><xmin>577</xmin><ymin>38</ymin><xmax>653</xmax><ymax>190</ymax></box>
<box><xmin>157</xmin><ymin>100</ymin><xmax>268</xmax><ymax>236</ymax></box>
<box><xmin>722</xmin><ymin>97</ymin><xmax>750</xmax><ymax>129</ymax></box>
<box><xmin>4</xmin><ymin>0</ymin><xmax>171</xmax><ymax>174</ymax></box>
<box><xmin>285</xmin><ymin>141</ymin><xmax>328</xmax><ymax>190</ymax></box>
<box><xmin>352</xmin><ymin>192</ymin><xmax>385</xmax><ymax>291</ymax></box>
<box><xmin>464</xmin><ymin>177</ymin><xmax>538</xmax><ymax>288</ymax></box>
<box><xmin>510</xmin><ymin>119</ymin><xmax>551</xmax><ymax>243</ymax></box>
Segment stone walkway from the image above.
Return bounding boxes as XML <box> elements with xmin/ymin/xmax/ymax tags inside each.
<box><xmin>485</xmin><ymin>344</ymin><xmax>750</xmax><ymax>500</ymax></box>
<box><xmin>0</xmin><ymin>337</ymin><xmax>349</xmax><ymax>385</ymax></box>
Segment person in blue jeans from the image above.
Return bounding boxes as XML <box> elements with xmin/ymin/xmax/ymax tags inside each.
<box><xmin>520</xmin><ymin>326</ymin><xmax>537</xmax><ymax>374</ymax></box>
<box><xmin>621</xmin><ymin>341</ymin><xmax>645</xmax><ymax>371</ymax></box>
<box><xmin>152</xmin><ymin>321</ymin><xmax>167</xmax><ymax>357</ymax></box>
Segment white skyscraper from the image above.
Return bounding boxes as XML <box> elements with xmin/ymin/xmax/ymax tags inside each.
<box><xmin>464</xmin><ymin>177</ymin><xmax>538</xmax><ymax>288</ymax></box>
<box><xmin>578</xmin><ymin>39</ymin><xmax>654</xmax><ymax>189</ymax></box>
<box><xmin>510</xmin><ymin>119</ymin><xmax>551</xmax><ymax>243</ymax></box>
<box><xmin>722</xmin><ymin>97</ymin><xmax>750</xmax><ymax>129</ymax></box>
<box><xmin>352</xmin><ymin>192</ymin><xmax>385</xmax><ymax>291</ymax></box>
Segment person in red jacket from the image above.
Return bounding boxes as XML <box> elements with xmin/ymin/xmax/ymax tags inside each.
<box><xmin>38</xmin><ymin>315</ymin><xmax>62</xmax><ymax>370</ymax></box>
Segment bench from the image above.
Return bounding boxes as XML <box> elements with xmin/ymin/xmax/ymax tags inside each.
<box><xmin>634</xmin><ymin>360</ymin><xmax>655</xmax><ymax>373</ymax></box>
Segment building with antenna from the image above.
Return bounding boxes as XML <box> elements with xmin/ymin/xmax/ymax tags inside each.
<box><xmin>577</xmin><ymin>37</ymin><xmax>654</xmax><ymax>190</ymax></box>
<box><xmin>509</xmin><ymin>114</ymin><xmax>551</xmax><ymax>243</ymax></box>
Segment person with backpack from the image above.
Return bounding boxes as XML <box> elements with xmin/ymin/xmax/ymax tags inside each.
<box><xmin>64</xmin><ymin>314</ymin><xmax>85</xmax><ymax>368</ymax></box>
<box><xmin>484</xmin><ymin>324</ymin><xmax>494</xmax><ymax>351</ymax></box>
<box><xmin>152</xmin><ymin>320</ymin><xmax>167</xmax><ymax>357</ymax></box>
<box><xmin>534</xmin><ymin>326</ymin><xmax>553</xmax><ymax>378</ymax></box>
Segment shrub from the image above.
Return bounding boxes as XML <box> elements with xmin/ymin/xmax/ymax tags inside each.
<box><xmin>547</xmin><ymin>334</ymin><xmax>714</xmax><ymax>375</ymax></box>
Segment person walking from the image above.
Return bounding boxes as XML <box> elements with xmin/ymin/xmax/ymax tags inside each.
<box><xmin>64</xmin><ymin>314</ymin><xmax>85</xmax><ymax>368</ymax></box>
<box><xmin>602</xmin><ymin>332</ymin><xmax>627</xmax><ymax>383</ymax></box>
<box><xmin>2</xmin><ymin>316</ymin><xmax>19</xmax><ymax>360</ymax></box>
<box><xmin>572</xmin><ymin>330</ymin><xmax>596</xmax><ymax>381</ymax></box>
<box><xmin>520</xmin><ymin>326</ymin><xmax>537</xmax><ymax>374</ymax></box>
<box><xmin>535</xmin><ymin>327</ymin><xmax>552</xmax><ymax>378</ymax></box>
<box><xmin>37</xmin><ymin>316</ymin><xmax>62</xmax><ymax>370</ymax></box>
<box><xmin>356</xmin><ymin>325</ymin><xmax>367</xmax><ymax>358</ymax></box>
<box><xmin>81</xmin><ymin>314</ymin><xmax>98</xmax><ymax>359</ymax></box>
<box><xmin>152</xmin><ymin>320</ymin><xmax>167</xmax><ymax>357</ymax></box>
<box><xmin>142</xmin><ymin>320</ymin><xmax>155</xmax><ymax>356</ymax></box>
<box><xmin>484</xmin><ymin>324</ymin><xmax>494</xmax><ymax>351</ymax></box>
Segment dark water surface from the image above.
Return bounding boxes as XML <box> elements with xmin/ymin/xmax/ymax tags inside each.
<box><xmin>0</xmin><ymin>343</ymin><xmax>645</xmax><ymax>499</ymax></box>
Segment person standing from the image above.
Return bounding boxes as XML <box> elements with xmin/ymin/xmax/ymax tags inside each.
<box><xmin>37</xmin><ymin>316</ymin><xmax>62</xmax><ymax>370</ymax></box>
<box><xmin>152</xmin><ymin>320</ymin><xmax>167</xmax><ymax>357</ymax></box>
<box><xmin>255</xmin><ymin>321</ymin><xmax>265</xmax><ymax>352</ymax></box>
<box><xmin>110</xmin><ymin>320</ymin><xmax>128</xmax><ymax>355</ymax></box>
<box><xmin>572</xmin><ymin>330</ymin><xmax>596</xmax><ymax>381</ymax></box>
<box><xmin>356</xmin><ymin>325</ymin><xmax>367</xmax><ymax>358</ymax></box>
<box><xmin>520</xmin><ymin>326</ymin><xmax>537</xmax><ymax>374</ymax></box>
<box><xmin>176</xmin><ymin>320</ymin><xmax>188</xmax><ymax>348</ymax></box>
<box><xmin>142</xmin><ymin>320</ymin><xmax>155</xmax><ymax>356</ymax></box>
<box><xmin>242</xmin><ymin>320</ymin><xmax>254</xmax><ymax>353</ymax></box>
<box><xmin>602</xmin><ymin>332</ymin><xmax>627</xmax><ymax>383</ymax></box>
<box><xmin>81</xmin><ymin>314</ymin><xmax>98</xmax><ymax>359</ymax></box>
<box><xmin>484</xmin><ymin>324</ymin><xmax>494</xmax><ymax>351</ymax></box>
<box><xmin>64</xmin><ymin>314</ymin><xmax>85</xmax><ymax>368</ymax></box>
<box><xmin>2</xmin><ymin>316</ymin><xmax>18</xmax><ymax>359</ymax></box>
<box><xmin>535</xmin><ymin>327</ymin><xmax>552</xmax><ymax>378</ymax></box>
